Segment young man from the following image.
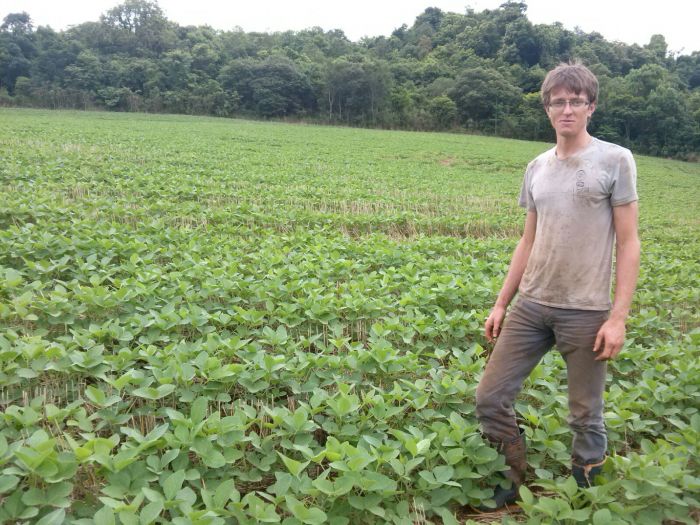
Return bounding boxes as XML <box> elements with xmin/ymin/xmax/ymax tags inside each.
<box><xmin>475</xmin><ymin>62</ymin><xmax>640</xmax><ymax>509</ymax></box>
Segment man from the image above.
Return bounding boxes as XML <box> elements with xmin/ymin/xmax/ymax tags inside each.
<box><xmin>475</xmin><ymin>62</ymin><xmax>640</xmax><ymax>509</ymax></box>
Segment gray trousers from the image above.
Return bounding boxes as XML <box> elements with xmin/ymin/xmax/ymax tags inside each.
<box><xmin>475</xmin><ymin>298</ymin><xmax>609</xmax><ymax>465</ymax></box>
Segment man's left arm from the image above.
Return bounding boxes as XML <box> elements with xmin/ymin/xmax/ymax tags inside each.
<box><xmin>593</xmin><ymin>201</ymin><xmax>640</xmax><ymax>361</ymax></box>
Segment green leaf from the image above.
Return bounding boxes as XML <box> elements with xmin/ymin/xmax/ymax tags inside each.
<box><xmin>94</xmin><ymin>505</ymin><xmax>116</xmax><ymax>525</ymax></box>
<box><xmin>119</xmin><ymin>510</ymin><xmax>139</xmax><ymax>525</ymax></box>
<box><xmin>562</xmin><ymin>475</ymin><xmax>578</xmax><ymax>498</ymax></box>
<box><xmin>592</xmin><ymin>508</ymin><xmax>613</xmax><ymax>525</ymax></box>
<box><xmin>358</xmin><ymin>471</ymin><xmax>397</xmax><ymax>492</ymax></box>
<box><xmin>35</xmin><ymin>509</ymin><xmax>66</xmax><ymax>525</ymax></box>
<box><xmin>535</xmin><ymin>468</ymin><xmax>554</xmax><ymax>480</ymax></box>
<box><xmin>244</xmin><ymin>493</ymin><xmax>280</xmax><ymax>522</ymax></box>
<box><xmin>213</xmin><ymin>479</ymin><xmax>238</xmax><ymax>508</ymax></box>
<box><xmin>312</xmin><ymin>477</ymin><xmax>335</xmax><ymax>495</ymax></box>
<box><xmin>145</xmin><ymin>423</ymin><xmax>170</xmax><ymax>443</ymax></box>
<box><xmin>277</xmin><ymin>452</ymin><xmax>309</xmax><ymax>478</ymax></box>
<box><xmin>0</xmin><ymin>475</ymin><xmax>20</xmax><ymax>493</ymax></box>
<box><xmin>140</xmin><ymin>501</ymin><xmax>163</xmax><ymax>525</ymax></box>
<box><xmin>250</xmin><ymin>503</ymin><xmax>280</xmax><ymax>523</ymax></box>
<box><xmin>415</xmin><ymin>438</ymin><xmax>431</xmax><ymax>455</ymax></box>
<box><xmin>85</xmin><ymin>385</ymin><xmax>106</xmax><ymax>405</ymax></box>
<box><xmin>444</xmin><ymin>448</ymin><xmax>464</xmax><ymax>465</ymax></box>
<box><xmin>5</xmin><ymin>268</ymin><xmax>23</xmax><ymax>287</ymax></box>
<box><xmin>419</xmin><ymin>470</ymin><xmax>436</xmax><ymax>484</ymax></box>
<box><xmin>537</xmin><ymin>497</ymin><xmax>561</xmax><ymax>516</ymax></box>
<box><xmin>142</xmin><ymin>487</ymin><xmax>164</xmax><ymax>503</ymax></box>
<box><xmin>435</xmin><ymin>506</ymin><xmax>459</xmax><ymax>525</ymax></box>
<box><xmin>570</xmin><ymin>508</ymin><xmax>592</xmax><ymax>521</ymax></box>
<box><xmin>98</xmin><ymin>496</ymin><xmax>123</xmax><ymax>509</ymax></box>
<box><xmin>269</xmin><ymin>472</ymin><xmax>293</xmax><ymax>496</ymax></box>
<box><xmin>163</xmin><ymin>469</ymin><xmax>186</xmax><ymax>500</ymax></box>
<box><xmin>473</xmin><ymin>446</ymin><xmax>498</xmax><ymax>463</ymax></box>
<box><xmin>22</xmin><ymin>483</ymin><xmax>72</xmax><ymax>508</ymax></box>
<box><xmin>519</xmin><ymin>485</ymin><xmax>534</xmax><ymax>505</ymax></box>
<box><xmin>404</xmin><ymin>438</ymin><xmax>417</xmax><ymax>456</ymax></box>
<box><xmin>285</xmin><ymin>495</ymin><xmax>327</xmax><ymax>525</ymax></box>
<box><xmin>192</xmin><ymin>439</ymin><xmax>226</xmax><ymax>468</ymax></box>
<box><xmin>191</xmin><ymin>397</ymin><xmax>208</xmax><ymax>425</ymax></box>
<box><xmin>132</xmin><ymin>385</ymin><xmax>175</xmax><ymax>400</ymax></box>
<box><xmin>433</xmin><ymin>465</ymin><xmax>455</xmax><ymax>483</ymax></box>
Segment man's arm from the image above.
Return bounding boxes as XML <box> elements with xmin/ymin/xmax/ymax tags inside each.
<box><xmin>485</xmin><ymin>210</ymin><xmax>537</xmax><ymax>343</ymax></box>
<box><xmin>593</xmin><ymin>201</ymin><xmax>640</xmax><ymax>360</ymax></box>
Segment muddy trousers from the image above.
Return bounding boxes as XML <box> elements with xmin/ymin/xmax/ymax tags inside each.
<box><xmin>475</xmin><ymin>298</ymin><xmax>609</xmax><ymax>465</ymax></box>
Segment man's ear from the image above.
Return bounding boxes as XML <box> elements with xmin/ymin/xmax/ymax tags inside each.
<box><xmin>586</xmin><ymin>102</ymin><xmax>596</xmax><ymax>124</ymax></box>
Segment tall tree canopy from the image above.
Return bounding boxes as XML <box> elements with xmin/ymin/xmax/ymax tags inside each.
<box><xmin>1</xmin><ymin>0</ymin><xmax>698</xmax><ymax>159</ymax></box>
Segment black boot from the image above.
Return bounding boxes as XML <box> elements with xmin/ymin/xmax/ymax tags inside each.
<box><xmin>480</xmin><ymin>430</ymin><xmax>527</xmax><ymax>509</ymax></box>
<box><xmin>572</xmin><ymin>458</ymin><xmax>605</xmax><ymax>488</ymax></box>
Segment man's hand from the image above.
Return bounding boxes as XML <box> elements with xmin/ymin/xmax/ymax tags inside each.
<box><xmin>593</xmin><ymin>318</ymin><xmax>626</xmax><ymax>360</ymax></box>
<box><xmin>485</xmin><ymin>305</ymin><xmax>507</xmax><ymax>344</ymax></box>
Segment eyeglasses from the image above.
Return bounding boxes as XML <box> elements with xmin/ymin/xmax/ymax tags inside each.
<box><xmin>549</xmin><ymin>98</ymin><xmax>590</xmax><ymax>110</ymax></box>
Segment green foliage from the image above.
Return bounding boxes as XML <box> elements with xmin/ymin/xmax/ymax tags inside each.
<box><xmin>1</xmin><ymin>2</ymin><xmax>698</xmax><ymax>157</ymax></box>
<box><xmin>0</xmin><ymin>109</ymin><xmax>698</xmax><ymax>523</ymax></box>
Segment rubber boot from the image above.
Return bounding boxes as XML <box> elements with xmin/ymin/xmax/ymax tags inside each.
<box><xmin>480</xmin><ymin>430</ymin><xmax>527</xmax><ymax>510</ymax></box>
<box><xmin>572</xmin><ymin>457</ymin><xmax>605</xmax><ymax>488</ymax></box>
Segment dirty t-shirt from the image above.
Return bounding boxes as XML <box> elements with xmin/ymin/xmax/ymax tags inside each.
<box><xmin>518</xmin><ymin>138</ymin><xmax>638</xmax><ymax>310</ymax></box>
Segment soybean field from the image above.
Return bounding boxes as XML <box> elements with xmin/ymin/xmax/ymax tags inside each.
<box><xmin>1</xmin><ymin>108</ymin><xmax>698</xmax><ymax>524</ymax></box>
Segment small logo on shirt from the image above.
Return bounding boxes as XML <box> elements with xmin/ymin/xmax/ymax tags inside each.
<box><xmin>575</xmin><ymin>170</ymin><xmax>588</xmax><ymax>194</ymax></box>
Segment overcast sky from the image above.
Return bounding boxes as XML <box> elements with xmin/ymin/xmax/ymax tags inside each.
<box><xmin>3</xmin><ymin>0</ymin><xmax>699</xmax><ymax>55</ymax></box>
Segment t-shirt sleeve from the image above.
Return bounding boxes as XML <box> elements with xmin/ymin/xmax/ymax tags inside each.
<box><xmin>610</xmin><ymin>149</ymin><xmax>638</xmax><ymax>206</ymax></box>
<box><xmin>518</xmin><ymin>166</ymin><xmax>536</xmax><ymax>210</ymax></box>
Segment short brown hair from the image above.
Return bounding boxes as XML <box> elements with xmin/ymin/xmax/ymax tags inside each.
<box><xmin>541</xmin><ymin>62</ymin><xmax>599</xmax><ymax>108</ymax></box>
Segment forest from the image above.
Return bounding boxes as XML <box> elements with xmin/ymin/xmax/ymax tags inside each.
<box><xmin>1</xmin><ymin>0</ymin><xmax>699</xmax><ymax>158</ymax></box>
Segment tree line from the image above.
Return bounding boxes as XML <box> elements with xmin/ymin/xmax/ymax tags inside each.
<box><xmin>1</xmin><ymin>1</ymin><xmax>699</xmax><ymax>159</ymax></box>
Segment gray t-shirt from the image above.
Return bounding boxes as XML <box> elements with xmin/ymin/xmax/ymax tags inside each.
<box><xmin>518</xmin><ymin>138</ymin><xmax>638</xmax><ymax>310</ymax></box>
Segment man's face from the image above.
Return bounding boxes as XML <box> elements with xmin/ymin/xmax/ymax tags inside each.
<box><xmin>545</xmin><ymin>87</ymin><xmax>596</xmax><ymax>139</ymax></box>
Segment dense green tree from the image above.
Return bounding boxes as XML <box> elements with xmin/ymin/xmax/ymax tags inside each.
<box><xmin>31</xmin><ymin>27</ymin><xmax>81</xmax><ymax>85</ymax></box>
<box><xmin>645</xmin><ymin>34</ymin><xmax>669</xmax><ymax>64</ymax></box>
<box><xmin>0</xmin><ymin>12</ymin><xmax>36</xmax><ymax>92</ymax></box>
<box><xmin>625</xmin><ymin>63</ymin><xmax>671</xmax><ymax>97</ymax></box>
<box><xmin>500</xmin><ymin>17</ymin><xmax>541</xmax><ymax>66</ymax></box>
<box><xmin>595</xmin><ymin>76</ymin><xmax>645</xmax><ymax>144</ymax></box>
<box><xmin>325</xmin><ymin>58</ymin><xmax>370</xmax><ymax>122</ymax></box>
<box><xmin>2</xmin><ymin>0</ymin><xmax>697</xmax><ymax>158</ymax></box>
<box><xmin>159</xmin><ymin>49</ymin><xmax>192</xmax><ymax>90</ymax></box>
<box><xmin>675</xmin><ymin>52</ymin><xmax>700</xmax><ymax>89</ymax></box>
<box><xmin>220</xmin><ymin>56</ymin><xmax>313</xmax><ymax>117</ymax></box>
<box><xmin>120</xmin><ymin>57</ymin><xmax>160</xmax><ymax>95</ymax></box>
<box><xmin>252</xmin><ymin>57</ymin><xmax>314</xmax><ymax>116</ymax></box>
<box><xmin>458</xmin><ymin>19</ymin><xmax>502</xmax><ymax>59</ymax></box>
<box><xmin>450</xmin><ymin>67</ymin><xmax>522</xmax><ymax>127</ymax></box>
<box><xmin>429</xmin><ymin>95</ymin><xmax>457</xmax><ymax>129</ymax></box>
<box><xmin>12</xmin><ymin>75</ymin><xmax>31</xmax><ymax>100</ymax></box>
<box><xmin>535</xmin><ymin>22</ymin><xmax>574</xmax><ymax>67</ymax></box>
<box><xmin>642</xmin><ymin>83</ymin><xmax>695</xmax><ymax>156</ymax></box>
<box><xmin>64</xmin><ymin>50</ymin><xmax>103</xmax><ymax>93</ymax></box>
<box><xmin>1</xmin><ymin>12</ymin><xmax>32</xmax><ymax>34</ymax></box>
<box><xmin>100</xmin><ymin>0</ymin><xmax>176</xmax><ymax>55</ymax></box>
<box><xmin>0</xmin><ymin>40</ymin><xmax>31</xmax><ymax>92</ymax></box>
<box><xmin>514</xmin><ymin>91</ymin><xmax>551</xmax><ymax>140</ymax></box>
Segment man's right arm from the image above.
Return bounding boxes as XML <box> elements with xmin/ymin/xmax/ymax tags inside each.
<box><xmin>484</xmin><ymin>210</ymin><xmax>537</xmax><ymax>343</ymax></box>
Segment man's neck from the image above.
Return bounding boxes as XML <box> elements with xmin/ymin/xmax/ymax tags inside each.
<box><xmin>555</xmin><ymin>132</ymin><xmax>592</xmax><ymax>160</ymax></box>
